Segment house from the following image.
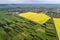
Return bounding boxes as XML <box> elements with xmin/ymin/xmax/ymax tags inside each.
<box><xmin>7</xmin><ymin>10</ymin><xmax>19</xmax><ymax>15</ymax></box>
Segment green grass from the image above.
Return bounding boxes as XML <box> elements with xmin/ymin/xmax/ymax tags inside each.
<box><xmin>0</xmin><ymin>12</ymin><xmax>58</xmax><ymax>40</ymax></box>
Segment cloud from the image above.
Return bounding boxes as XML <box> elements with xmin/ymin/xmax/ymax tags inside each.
<box><xmin>42</xmin><ymin>0</ymin><xmax>60</xmax><ymax>4</ymax></box>
<box><xmin>0</xmin><ymin>0</ymin><xmax>60</xmax><ymax>4</ymax></box>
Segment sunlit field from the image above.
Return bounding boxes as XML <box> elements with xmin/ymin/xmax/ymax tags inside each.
<box><xmin>0</xmin><ymin>12</ymin><xmax>46</xmax><ymax>40</ymax></box>
<box><xmin>18</xmin><ymin>12</ymin><xmax>51</xmax><ymax>24</ymax></box>
<box><xmin>0</xmin><ymin>11</ymin><xmax>58</xmax><ymax>40</ymax></box>
<box><xmin>53</xmin><ymin>18</ymin><xmax>60</xmax><ymax>40</ymax></box>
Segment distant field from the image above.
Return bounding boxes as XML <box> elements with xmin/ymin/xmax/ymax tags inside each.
<box><xmin>0</xmin><ymin>12</ymin><xmax>58</xmax><ymax>40</ymax></box>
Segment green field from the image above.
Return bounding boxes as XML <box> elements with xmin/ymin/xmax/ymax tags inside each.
<box><xmin>0</xmin><ymin>12</ymin><xmax>58</xmax><ymax>40</ymax></box>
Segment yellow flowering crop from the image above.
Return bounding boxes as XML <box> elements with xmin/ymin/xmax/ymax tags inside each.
<box><xmin>53</xmin><ymin>18</ymin><xmax>60</xmax><ymax>40</ymax></box>
<box><xmin>18</xmin><ymin>12</ymin><xmax>50</xmax><ymax>24</ymax></box>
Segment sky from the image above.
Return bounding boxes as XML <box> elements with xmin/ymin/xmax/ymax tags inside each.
<box><xmin>0</xmin><ymin>0</ymin><xmax>60</xmax><ymax>4</ymax></box>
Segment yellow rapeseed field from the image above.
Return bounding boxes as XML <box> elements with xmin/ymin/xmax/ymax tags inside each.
<box><xmin>53</xmin><ymin>18</ymin><xmax>60</xmax><ymax>40</ymax></box>
<box><xmin>18</xmin><ymin>12</ymin><xmax>50</xmax><ymax>24</ymax></box>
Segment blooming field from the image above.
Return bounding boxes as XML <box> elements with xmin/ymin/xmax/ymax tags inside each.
<box><xmin>53</xmin><ymin>18</ymin><xmax>60</xmax><ymax>40</ymax></box>
<box><xmin>18</xmin><ymin>12</ymin><xmax>51</xmax><ymax>24</ymax></box>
